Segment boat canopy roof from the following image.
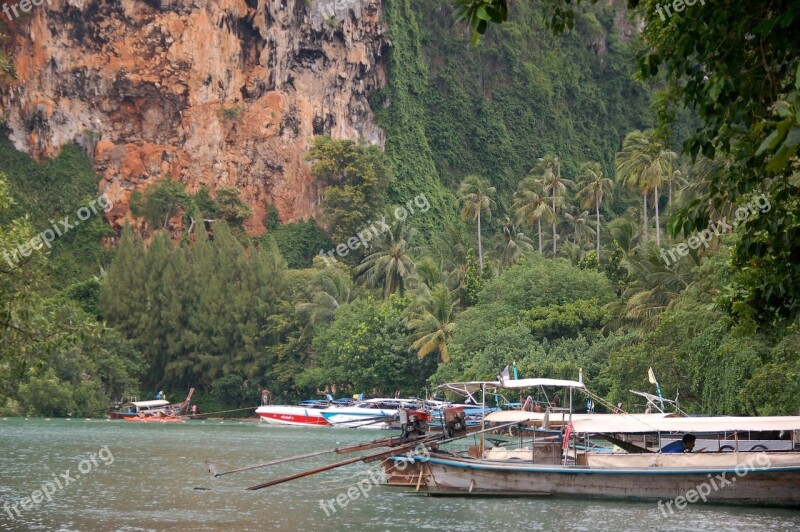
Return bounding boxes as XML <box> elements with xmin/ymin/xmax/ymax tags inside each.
<box><xmin>571</xmin><ymin>415</ymin><xmax>800</xmax><ymax>434</ymax></box>
<box><xmin>123</xmin><ymin>400</ymin><xmax>170</xmax><ymax>408</ymax></box>
<box><xmin>500</xmin><ymin>378</ymin><xmax>585</xmax><ymax>390</ymax></box>
<box><xmin>484</xmin><ymin>411</ymin><xmax>676</xmax><ymax>424</ymax></box>
<box><xmin>436</xmin><ymin>382</ymin><xmax>501</xmax><ymax>395</ymax></box>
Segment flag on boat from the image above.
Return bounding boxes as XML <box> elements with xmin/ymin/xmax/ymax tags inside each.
<box><xmin>562</xmin><ymin>422</ymin><xmax>574</xmax><ymax>450</ymax></box>
<box><xmin>498</xmin><ymin>365</ymin><xmax>511</xmax><ymax>384</ymax></box>
<box><xmin>648</xmin><ymin>367</ymin><xmax>664</xmax><ymax>407</ymax></box>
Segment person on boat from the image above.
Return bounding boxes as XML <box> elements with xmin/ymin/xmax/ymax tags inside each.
<box><xmin>661</xmin><ymin>434</ymin><xmax>696</xmax><ymax>453</ymax></box>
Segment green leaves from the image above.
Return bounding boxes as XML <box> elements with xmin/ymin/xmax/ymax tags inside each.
<box><xmin>756</xmin><ymin>71</ymin><xmax>800</xmax><ymax>173</ymax></box>
<box><xmin>455</xmin><ymin>0</ymin><xmax>508</xmax><ymax>45</ymax></box>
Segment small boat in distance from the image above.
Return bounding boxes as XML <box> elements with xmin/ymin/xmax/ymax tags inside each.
<box><xmin>124</xmin><ymin>412</ymin><xmax>184</xmax><ymax>423</ymax></box>
<box><xmin>108</xmin><ymin>389</ymin><xmax>195</xmax><ymax>420</ymax></box>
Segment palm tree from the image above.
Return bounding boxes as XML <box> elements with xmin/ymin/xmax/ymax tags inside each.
<box><xmin>616</xmin><ymin>130</ymin><xmax>677</xmax><ymax>247</ymax></box>
<box><xmin>296</xmin><ymin>268</ymin><xmax>354</xmax><ymax>336</ymax></box>
<box><xmin>406</xmin><ymin>284</ymin><xmax>459</xmax><ymax>363</ymax></box>
<box><xmin>457</xmin><ymin>175</ymin><xmax>496</xmax><ymax>271</ymax></box>
<box><xmin>430</xmin><ymin>225</ymin><xmax>471</xmax><ymax>291</ymax></box>
<box><xmin>513</xmin><ymin>177</ymin><xmax>553</xmax><ymax>254</ymax></box>
<box><xmin>354</xmin><ymin>224</ymin><xmax>416</xmax><ymax>296</ymax></box>
<box><xmin>577</xmin><ymin>162</ymin><xmax>614</xmax><ymax>256</ymax></box>
<box><xmin>664</xmin><ymin>156</ymin><xmax>687</xmax><ymax>207</ymax></box>
<box><xmin>604</xmin><ymin>243</ymin><xmax>699</xmax><ymax>333</ymax></box>
<box><xmin>607</xmin><ymin>215</ymin><xmax>642</xmax><ymax>254</ymax></box>
<box><xmin>616</xmin><ymin>131</ymin><xmax>653</xmax><ymax>243</ymax></box>
<box><xmin>533</xmin><ymin>156</ymin><xmax>572</xmax><ymax>255</ymax></box>
<box><xmin>498</xmin><ymin>216</ymin><xmax>534</xmax><ymax>268</ymax></box>
<box><xmin>560</xmin><ymin>208</ymin><xmax>595</xmax><ymax>248</ymax></box>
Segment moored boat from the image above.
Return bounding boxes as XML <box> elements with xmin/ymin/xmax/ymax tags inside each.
<box><xmin>124</xmin><ymin>412</ymin><xmax>184</xmax><ymax>423</ymax></box>
<box><xmin>321</xmin><ymin>399</ymin><xmax>421</xmax><ymax>429</ymax></box>
<box><xmin>256</xmin><ymin>404</ymin><xmax>331</xmax><ymax>426</ymax></box>
<box><xmin>108</xmin><ymin>388</ymin><xmax>195</xmax><ymax>420</ymax></box>
<box><xmin>397</xmin><ymin>378</ymin><xmax>800</xmax><ymax>507</ymax></box>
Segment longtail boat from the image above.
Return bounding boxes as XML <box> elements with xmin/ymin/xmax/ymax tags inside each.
<box><xmin>395</xmin><ymin>378</ymin><xmax>800</xmax><ymax>507</ymax></box>
<box><xmin>108</xmin><ymin>388</ymin><xmax>195</xmax><ymax>420</ymax></box>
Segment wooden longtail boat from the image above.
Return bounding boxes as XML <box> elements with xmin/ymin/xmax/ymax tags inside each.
<box><xmin>391</xmin><ymin>379</ymin><xmax>800</xmax><ymax>507</ymax></box>
<box><xmin>124</xmin><ymin>412</ymin><xmax>184</xmax><ymax>423</ymax></box>
<box><xmin>108</xmin><ymin>389</ymin><xmax>195</xmax><ymax>420</ymax></box>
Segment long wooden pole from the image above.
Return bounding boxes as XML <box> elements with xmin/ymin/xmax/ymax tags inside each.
<box><xmin>244</xmin><ymin>420</ymin><xmax>528</xmax><ymax>491</ymax></box>
<box><xmin>245</xmin><ymin>440</ymin><xmax>427</xmax><ymax>491</ymax></box>
<box><xmin>208</xmin><ymin>434</ymin><xmax>428</xmax><ymax>477</ymax></box>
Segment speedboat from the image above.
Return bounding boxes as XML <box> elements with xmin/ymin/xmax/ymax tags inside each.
<box><xmin>321</xmin><ymin>399</ymin><xmax>421</xmax><ymax>429</ymax></box>
<box><xmin>256</xmin><ymin>400</ymin><xmax>332</xmax><ymax>427</ymax></box>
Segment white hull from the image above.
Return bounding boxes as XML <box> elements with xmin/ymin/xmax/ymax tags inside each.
<box><xmin>255</xmin><ymin>405</ymin><xmax>330</xmax><ymax>427</ymax></box>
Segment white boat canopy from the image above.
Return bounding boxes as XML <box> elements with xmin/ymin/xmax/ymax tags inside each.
<box><xmin>123</xmin><ymin>400</ymin><xmax>170</xmax><ymax>408</ymax></box>
<box><xmin>570</xmin><ymin>415</ymin><xmax>800</xmax><ymax>434</ymax></box>
<box><xmin>500</xmin><ymin>378</ymin><xmax>586</xmax><ymax>390</ymax></box>
<box><xmin>436</xmin><ymin>382</ymin><xmax>501</xmax><ymax>395</ymax></box>
<box><xmin>484</xmin><ymin>411</ymin><xmax>676</xmax><ymax>424</ymax></box>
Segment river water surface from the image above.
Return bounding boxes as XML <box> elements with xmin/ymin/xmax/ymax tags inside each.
<box><xmin>1</xmin><ymin>418</ymin><xmax>798</xmax><ymax>531</ymax></box>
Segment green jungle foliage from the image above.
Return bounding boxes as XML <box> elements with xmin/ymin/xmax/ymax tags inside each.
<box><xmin>0</xmin><ymin>173</ymin><xmax>142</xmax><ymax>417</ymax></box>
<box><xmin>0</xmin><ymin>138</ymin><xmax>113</xmax><ymax>288</ymax></box>
<box><xmin>267</xmin><ymin>218</ymin><xmax>333</xmax><ymax>269</ymax></box>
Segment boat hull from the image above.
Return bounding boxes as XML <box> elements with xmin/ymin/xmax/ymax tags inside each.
<box><xmin>256</xmin><ymin>406</ymin><xmax>330</xmax><ymax>427</ymax></box>
<box><xmin>321</xmin><ymin>409</ymin><xmax>395</xmax><ymax>429</ymax></box>
<box><xmin>419</xmin><ymin>454</ymin><xmax>800</xmax><ymax>507</ymax></box>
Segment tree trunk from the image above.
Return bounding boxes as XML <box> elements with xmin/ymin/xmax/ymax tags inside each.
<box><xmin>642</xmin><ymin>192</ymin><xmax>649</xmax><ymax>242</ymax></box>
<box><xmin>668</xmin><ymin>179</ymin><xmax>673</xmax><ymax>206</ymax></box>
<box><xmin>537</xmin><ymin>219</ymin><xmax>543</xmax><ymax>255</ymax></box>
<box><xmin>477</xmin><ymin>211</ymin><xmax>483</xmax><ymax>271</ymax></box>
<box><xmin>595</xmin><ymin>195</ymin><xmax>601</xmax><ymax>257</ymax></box>
<box><xmin>552</xmin><ymin>193</ymin><xmax>558</xmax><ymax>255</ymax></box>
<box><xmin>654</xmin><ymin>185</ymin><xmax>661</xmax><ymax>246</ymax></box>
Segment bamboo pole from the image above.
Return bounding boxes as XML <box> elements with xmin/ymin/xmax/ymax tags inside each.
<box><xmin>207</xmin><ymin>434</ymin><xmax>427</xmax><ymax>477</ymax></box>
<box><xmin>245</xmin><ymin>441</ymin><xmax>425</xmax><ymax>491</ymax></box>
<box><xmin>244</xmin><ymin>420</ymin><xmax>526</xmax><ymax>491</ymax></box>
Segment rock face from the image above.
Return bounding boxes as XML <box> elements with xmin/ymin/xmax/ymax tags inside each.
<box><xmin>0</xmin><ymin>0</ymin><xmax>388</xmax><ymax>231</ymax></box>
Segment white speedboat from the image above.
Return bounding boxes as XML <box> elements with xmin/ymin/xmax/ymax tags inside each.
<box><xmin>256</xmin><ymin>401</ymin><xmax>332</xmax><ymax>427</ymax></box>
<box><xmin>321</xmin><ymin>399</ymin><xmax>420</xmax><ymax>429</ymax></box>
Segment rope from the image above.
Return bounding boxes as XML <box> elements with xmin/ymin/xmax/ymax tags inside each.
<box><xmin>194</xmin><ymin>407</ymin><xmax>258</xmax><ymax>417</ymax></box>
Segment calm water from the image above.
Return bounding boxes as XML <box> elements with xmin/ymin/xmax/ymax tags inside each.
<box><xmin>1</xmin><ymin>418</ymin><xmax>799</xmax><ymax>531</ymax></box>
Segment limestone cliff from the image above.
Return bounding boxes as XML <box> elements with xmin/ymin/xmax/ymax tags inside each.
<box><xmin>0</xmin><ymin>0</ymin><xmax>388</xmax><ymax>231</ymax></box>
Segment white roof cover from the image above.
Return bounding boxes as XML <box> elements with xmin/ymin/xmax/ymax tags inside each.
<box><xmin>570</xmin><ymin>415</ymin><xmax>800</xmax><ymax>434</ymax></box>
<box><xmin>127</xmin><ymin>400</ymin><xmax>170</xmax><ymax>408</ymax></box>
<box><xmin>436</xmin><ymin>382</ymin><xmax>501</xmax><ymax>395</ymax></box>
<box><xmin>484</xmin><ymin>411</ymin><xmax>675</xmax><ymax>424</ymax></box>
<box><xmin>500</xmin><ymin>378</ymin><xmax>586</xmax><ymax>390</ymax></box>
